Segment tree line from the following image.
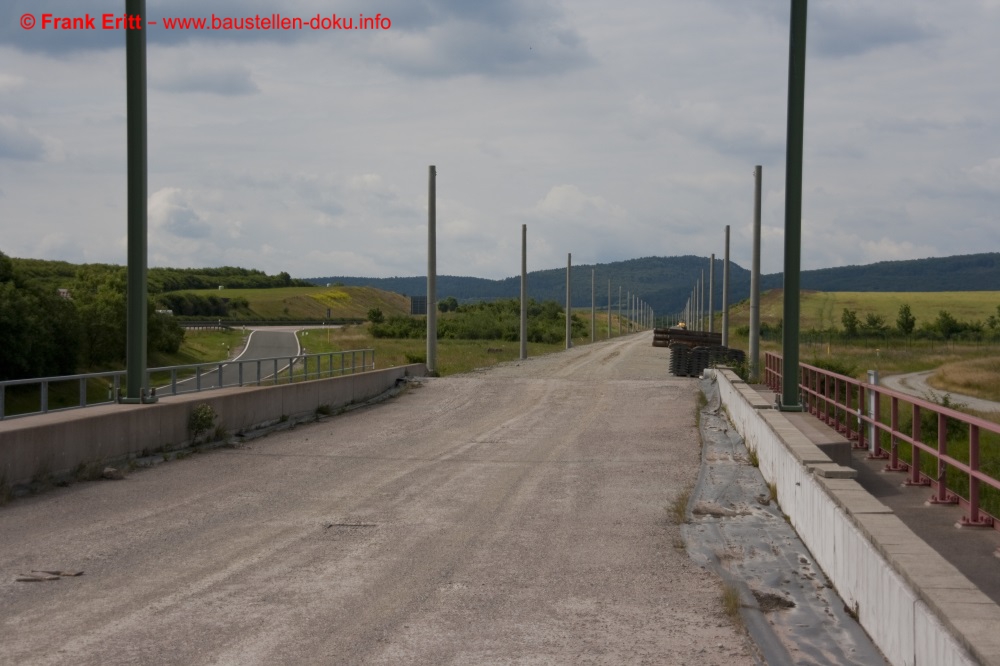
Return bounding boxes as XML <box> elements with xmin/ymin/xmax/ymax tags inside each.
<box><xmin>366</xmin><ymin>298</ymin><xmax>586</xmax><ymax>344</ymax></box>
<box><xmin>1</xmin><ymin>250</ymin><xmax>185</xmax><ymax>380</ymax></box>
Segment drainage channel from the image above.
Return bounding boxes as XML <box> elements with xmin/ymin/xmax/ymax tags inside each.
<box><xmin>682</xmin><ymin>375</ymin><xmax>888</xmax><ymax>665</ymax></box>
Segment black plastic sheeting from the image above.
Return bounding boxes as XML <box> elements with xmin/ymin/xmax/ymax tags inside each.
<box><xmin>681</xmin><ymin>376</ymin><xmax>887</xmax><ymax>665</ymax></box>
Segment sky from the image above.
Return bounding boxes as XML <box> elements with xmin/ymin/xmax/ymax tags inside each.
<box><xmin>2</xmin><ymin>0</ymin><xmax>999</xmax><ymax>280</ymax></box>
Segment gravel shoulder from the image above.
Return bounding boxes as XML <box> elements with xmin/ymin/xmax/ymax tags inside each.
<box><xmin>0</xmin><ymin>334</ymin><xmax>754</xmax><ymax>665</ymax></box>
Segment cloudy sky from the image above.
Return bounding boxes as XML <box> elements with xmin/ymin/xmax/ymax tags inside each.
<box><xmin>2</xmin><ymin>0</ymin><xmax>999</xmax><ymax>280</ymax></box>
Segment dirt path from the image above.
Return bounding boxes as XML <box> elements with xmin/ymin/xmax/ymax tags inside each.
<box><xmin>881</xmin><ymin>370</ymin><xmax>1000</xmax><ymax>412</ymax></box>
<box><xmin>0</xmin><ymin>334</ymin><xmax>754</xmax><ymax>665</ymax></box>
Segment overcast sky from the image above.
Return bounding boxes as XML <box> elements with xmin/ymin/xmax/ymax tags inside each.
<box><xmin>2</xmin><ymin>1</ymin><xmax>999</xmax><ymax>280</ymax></box>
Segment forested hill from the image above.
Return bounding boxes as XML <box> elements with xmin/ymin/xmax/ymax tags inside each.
<box><xmin>311</xmin><ymin>252</ymin><xmax>1000</xmax><ymax>316</ymax></box>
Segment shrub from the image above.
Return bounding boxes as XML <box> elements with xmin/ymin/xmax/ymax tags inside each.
<box><xmin>188</xmin><ymin>403</ymin><xmax>217</xmax><ymax>441</ymax></box>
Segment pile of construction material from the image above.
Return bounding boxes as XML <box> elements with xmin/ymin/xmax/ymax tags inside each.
<box><xmin>652</xmin><ymin>328</ymin><xmax>745</xmax><ymax>377</ymax></box>
<box><xmin>652</xmin><ymin>328</ymin><xmax>721</xmax><ymax>348</ymax></box>
<box><xmin>668</xmin><ymin>344</ymin><xmax>745</xmax><ymax>377</ymax></box>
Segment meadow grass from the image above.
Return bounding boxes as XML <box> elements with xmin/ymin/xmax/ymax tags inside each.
<box><xmin>178</xmin><ymin>285</ymin><xmax>410</xmax><ymax>320</ymax></box>
<box><xmin>296</xmin><ymin>324</ymin><xmax>576</xmax><ymax>376</ymax></box>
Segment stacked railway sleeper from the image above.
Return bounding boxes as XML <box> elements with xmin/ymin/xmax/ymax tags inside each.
<box><xmin>652</xmin><ymin>328</ymin><xmax>721</xmax><ymax>349</ymax></box>
<box><xmin>653</xmin><ymin>328</ymin><xmax>745</xmax><ymax>377</ymax></box>
<box><xmin>668</xmin><ymin>344</ymin><xmax>746</xmax><ymax>377</ymax></box>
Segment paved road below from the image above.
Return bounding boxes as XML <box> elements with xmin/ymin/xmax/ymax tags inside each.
<box><xmin>881</xmin><ymin>370</ymin><xmax>1000</xmax><ymax>413</ymax></box>
<box><xmin>160</xmin><ymin>329</ymin><xmax>301</xmax><ymax>393</ymax></box>
<box><xmin>0</xmin><ymin>334</ymin><xmax>754</xmax><ymax>665</ymax></box>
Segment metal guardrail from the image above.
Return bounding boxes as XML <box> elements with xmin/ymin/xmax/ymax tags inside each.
<box><xmin>764</xmin><ymin>351</ymin><xmax>1000</xmax><ymax>530</ymax></box>
<box><xmin>0</xmin><ymin>348</ymin><xmax>375</xmax><ymax>421</ymax></box>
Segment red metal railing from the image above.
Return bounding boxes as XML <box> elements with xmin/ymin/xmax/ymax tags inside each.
<box><xmin>764</xmin><ymin>351</ymin><xmax>1000</xmax><ymax>530</ymax></box>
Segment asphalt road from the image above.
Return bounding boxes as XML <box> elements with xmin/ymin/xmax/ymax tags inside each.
<box><xmin>0</xmin><ymin>334</ymin><xmax>754</xmax><ymax>665</ymax></box>
<box><xmin>880</xmin><ymin>370</ymin><xmax>1000</xmax><ymax>412</ymax></box>
<box><xmin>161</xmin><ymin>329</ymin><xmax>301</xmax><ymax>393</ymax></box>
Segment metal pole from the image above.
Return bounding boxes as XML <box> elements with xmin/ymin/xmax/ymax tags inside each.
<box><xmin>590</xmin><ymin>268</ymin><xmax>597</xmax><ymax>342</ymax></box>
<box><xmin>781</xmin><ymin>0</ymin><xmax>807</xmax><ymax>411</ymax></box>
<box><xmin>565</xmin><ymin>253</ymin><xmax>572</xmax><ymax>349</ymax></box>
<box><xmin>124</xmin><ymin>0</ymin><xmax>151</xmax><ymax>404</ymax></box>
<box><xmin>607</xmin><ymin>279</ymin><xmax>611</xmax><ymax>339</ymax></box>
<box><xmin>520</xmin><ymin>224</ymin><xmax>527</xmax><ymax>360</ymax></box>
<box><xmin>427</xmin><ymin>165</ymin><xmax>437</xmax><ymax>374</ymax></box>
<box><xmin>723</xmin><ymin>224</ymin><xmax>731</xmax><ymax>347</ymax></box>
<box><xmin>618</xmin><ymin>286</ymin><xmax>622</xmax><ymax>336</ymax></box>
<box><xmin>708</xmin><ymin>254</ymin><xmax>715</xmax><ymax>334</ymax></box>
<box><xmin>750</xmin><ymin>165</ymin><xmax>763</xmax><ymax>381</ymax></box>
<box><xmin>700</xmin><ymin>271</ymin><xmax>705</xmax><ymax>332</ymax></box>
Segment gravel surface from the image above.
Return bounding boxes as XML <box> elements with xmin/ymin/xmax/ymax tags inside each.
<box><xmin>1</xmin><ymin>333</ymin><xmax>755</xmax><ymax>665</ymax></box>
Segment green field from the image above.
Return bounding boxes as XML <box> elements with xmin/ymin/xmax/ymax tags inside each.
<box><xmin>726</xmin><ymin>289</ymin><xmax>1000</xmax><ymax>332</ymax></box>
<box><xmin>176</xmin><ymin>285</ymin><xmax>411</xmax><ymax>321</ymax></box>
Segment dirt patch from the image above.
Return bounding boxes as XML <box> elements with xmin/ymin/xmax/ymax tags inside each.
<box><xmin>752</xmin><ymin>590</ymin><xmax>796</xmax><ymax>613</ymax></box>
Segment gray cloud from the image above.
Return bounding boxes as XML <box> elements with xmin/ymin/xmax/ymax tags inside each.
<box><xmin>810</xmin><ymin>3</ymin><xmax>935</xmax><ymax>58</ymax></box>
<box><xmin>0</xmin><ymin>117</ymin><xmax>46</xmax><ymax>161</ymax></box>
<box><xmin>152</xmin><ymin>64</ymin><xmax>258</xmax><ymax>96</ymax></box>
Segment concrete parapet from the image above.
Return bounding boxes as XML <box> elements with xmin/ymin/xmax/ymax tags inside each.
<box><xmin>0</xmin><ymin>364</ymin><xmax>425</xmax><ymax>488</ymax></box>
<box><xmin>710</xmin><ymin>368</ymin><xmax>1000</xmax><ymax>666</ymax></box>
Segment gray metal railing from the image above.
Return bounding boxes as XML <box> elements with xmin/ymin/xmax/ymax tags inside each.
<box><xmin>0</xmin><ymin>348</ymin><xmax>375</xmax><ymax>421</ymax></box>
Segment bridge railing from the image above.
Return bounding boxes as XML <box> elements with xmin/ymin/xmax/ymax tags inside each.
<box><xmin>0</xmin><ymin>348</ymin><xmax>375</xmax><ymax>421</ymax></box>
<box><xmin>764</xmin><ymin>351</ymin><xmax>1000</xmax><ymax>531</ymax></box>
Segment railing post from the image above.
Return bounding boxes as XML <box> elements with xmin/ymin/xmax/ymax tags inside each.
<box><xmin>196</xmin><ymin>367</ymin><xmax>202</xmax><ymax>392</ymax></box>
<box><xmin>372</xmin><ymin>349</ymin><xmax>376</xmax><ymax>370</ymax></box>
<box><xmin>352</xmin><ymin>351</ymin><xmax>356</xmax><ymax>374</ymax></box>
<box><xmin>80</xmin><ymin>378</ymin><xmax>88</xmax><ymax>408</ymax></box>
<box><xmin>866</xmin><ymin>370</ymin><xmax>879</xmax><ymax>456</ymax></box>
<box><xmin>273</xmin><ymin>359</ymin><xmax>278</xmax><ymax>385</ymax></box>
<box><xmin>885</xmin><ymin>396</ymin><xmax>907</xmax><ymax>472</ymax></box>
<box><xmin>341</xmin><ymin>352</ymin><xmax>345</xmax><ymax>376</ymax></box>
<box><xmin>256</xmin><ymin>360</ymin><xmax>261</xmax><ymax>386</ymax></box>
<box><xmin>218</xmin><ymin>363</ymin><xmax>224</xmax><ymax>388</ymax></box>
<box><xmin>0</xmin><ymin>385</ymin><xmax>5</xmax><ymax>420</ymax></box>
<box><xmin>929</xmin><ymin>413</ymin><xmax>958</xmax><ymax>504</ymax></box>
<box><xmin>362</xmin><ymin>350</ymin><xmax>366</xmax><ymax>372</ymax></box>
<box><xmin>41</xmin><ymin>381</ymin><xmax>49</xmax><ymax>413</ymax></box>
<box><xmin>906</xmin><ymin>405</ymin><xmax>928</xmax><ymax>485</ymax></box>
<box><xmin>171</xmin><ymin>369</ymin><xmax>177</xmax><ymax>395</ymax></box>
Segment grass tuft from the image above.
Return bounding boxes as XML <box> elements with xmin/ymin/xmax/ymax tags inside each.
<box><xmin>669</xmin><ymin>486</ymin><xmax>693</xmax><ymax>525</ymax></box>
<box><xmin>722</xmin><ymin>582</ymin><xmax>742</xmax><ymax>620</ymax></box>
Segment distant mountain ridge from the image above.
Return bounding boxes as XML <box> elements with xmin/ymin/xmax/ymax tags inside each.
<box><xmin>309</xmin><ymin>252</ymin><xmax>1000</xmax><ymax>316</ymax></box>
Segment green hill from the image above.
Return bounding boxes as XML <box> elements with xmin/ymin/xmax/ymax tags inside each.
<box><xmin>310</xmin><ymin>252</ymin><xmax>1000</xmax><ymax>318</ymax></box>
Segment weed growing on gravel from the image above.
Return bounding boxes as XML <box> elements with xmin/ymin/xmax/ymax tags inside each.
<box><xmin>767</xmin><ymin>481</ymin><xmax>778</xmax><ymax>503</ymax></box>
<box><xmin>315</xmin><ymin>403</ymin><xmax>333</xmax><ymax>417</ymax></box>
<box><xmin>722</xmin><ymin>582</ymin><xmax>742</xmax><ymax>620</ymax></box>
<box><xmin>747</xmin><ymin>447</ymin><xmax>759</xmax><ymax>468</ymax></box>
<box><xmin>669</xmin><ymin>487</ymin><xmax>692</xmax><ymax>524</ymax></box>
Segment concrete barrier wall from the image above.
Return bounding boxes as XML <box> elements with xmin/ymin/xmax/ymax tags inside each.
<box><xmin>0</xmin><ymin>364</ymin><xmax>426</xmax><ymax>487</ymax></box>
<box><xmin>712</xmin><ymin>369</ymin><xmax>996</xmax><ymax>666</ymax></box>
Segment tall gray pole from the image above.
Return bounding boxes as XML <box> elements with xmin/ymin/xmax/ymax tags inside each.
<box><xmin>124</xmin><ymin>0</ymin><xmax>151</xmax><ymax>404</ymax></box>
<box><xmin>565</xmin><ymin>253</ymin><xmax>572</xmax><ymax>349</ymax></box>
<box><xmin>781</xmin><ymin>0</ymin><xmax>808</xmax><ymax>410</ymax></box>
<box><xmin>618</xmin><ymin>286</ymin><xmax>622</xmax><ymax>335</ymax></box>
<box><xmin>750</xmin><ymin>166</ymin><xmax>763</xmax><ymax>381</ymax></box>
<box><xmin>700</xmin><ymin>271</ymin><xmax>705</xmax><ymax>332</ymax></box>
<box><xmin>427</xmin><ymin>166</ymin><xmax>437</xmax><ymax>373</ymax></box>
<box><xmin>722</xmin><ymin>225</ymin><xmax>731</xmax><ymax>347</ymax></box>
<box><xmin>520</xmin><ymin>224</ymin><xmax>527</xmax><ymax>360</ymax></box>
<box><xmin>590</xmin><ymin>268</ymin><xmax>597</xmax><ymax>343</ymax></box>
<box><xmin>607</xmin><ymin>279</ymin><xmax>612</xmax><ymax>339</ymax></box>
<box><xmin>708</xmin><ymin>254</ymin><xmax>715</xmax><ymax>334</ymax></box>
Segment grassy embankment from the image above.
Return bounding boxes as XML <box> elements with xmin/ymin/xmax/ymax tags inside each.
<box><xmin>176</xmin><ymin>285</ymin><xmax>410</xmax><ymax>321</ymax></box>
